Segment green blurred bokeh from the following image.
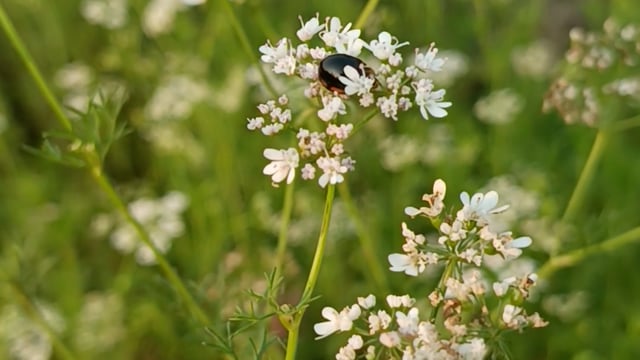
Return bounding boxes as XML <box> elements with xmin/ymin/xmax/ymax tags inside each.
<box><xmin>1</xmin><ymin>0</ymin><xmax>640</xmax><ymax>359</ymax></box>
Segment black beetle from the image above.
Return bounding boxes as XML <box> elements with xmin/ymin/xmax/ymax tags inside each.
<box><xmin>318</xmin><ymin>53</ymin><xmax>374</xmax><ymax>94</ymax></box>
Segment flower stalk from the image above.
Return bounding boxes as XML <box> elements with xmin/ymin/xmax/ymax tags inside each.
<box><xmin>562</xmin><ymin>130</ymin><xmax>610</xmax><ymax>223</ymax></box>
<box><xmin>284</xmin><ymin>184</ymin><xmax>335</xmax><ymax>360</ymax></box>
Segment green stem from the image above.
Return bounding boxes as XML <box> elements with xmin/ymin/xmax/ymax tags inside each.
<box><xmin>610</xmin><ymin>113</ymin><xmax>640</xmax><ymax>132</ymax></box>
<box><xmin>537</xmin><ymin>225</ymin><xmax>640</xmax><ymax>279</ymax></box>
<box><xmin>430</xmin><ymin>258</ymin><xmax>458</xmax><ymax>320</ymax></box>
<box><xmin>352</xmin><ymin>109</ymin><xmax>379</xmax><ymax>135</ymax></box>
<box><xmin>274</xmin><ymin>181</ymin><xmax>295</xmax><ymax>277</ymax></box>
<box><xmin>354</xmin><ymin>0</ymin><xmax>380</xmax><ymax>29</ymax></box>
<box><xmin>0</xmin><ymin>5</ymin><xmax>71</xmax><ymax>132</ymax></box>
<box><xmin>1</xmin><ymin>3</ymin><xmax>210</xmax><ymax>327</ymax></box>
<box><xmin>9</xmin><ymin>283</ymin><xmax>77</xmax><ymax>360</ymax></box>
<box><xmin>301</xmin><ymin>184</ymin><xmax>336</xmax><ymax>300</ymax></box>
<box><xmin>218</xmin><ymin>0</ymin><xmax>278</xmax><ymax>98</ymax></box>
<box><xmin>337</xmin><ymin>182</ymin><xmax>388</xmax><ymax>292</ymax></box>
<box><xmin>562</xmin><ymin>130</ymin><xmax>610</xmax><ymax>223</ymax></box>
<box><xmin>88</xmin><ymin>163</ymin><xmax>210</xmax><ymax>326</ymax></box>
<box><xmin>285</xmin><ymin>185</ymin><xmax>336</xmax><ymax>360</ymax></box>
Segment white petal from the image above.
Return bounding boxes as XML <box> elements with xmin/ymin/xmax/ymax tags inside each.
<box><xmin>313</xmin><ymin>321</ymin><xmax>336</xmax><ymax>338</ymax></box>
<box><xmin>433</xmin><ymin>179</ymin><xmax>446</xmax><ymax>195</ymax></box>
<box><xmin>427</xmin><ymin>104</ymin><xmax>448</xmax><ymax>118</ymax></box>
<box><xmin>263</xmin><ymin>148</ymin><xmax>283</xmax><ymax>160</ymax></box>
<box><xmin>459</xmin><ymin>191</ymin><xmax>470</xmax><ymax>206</ymax></box>
<box><xmin>271</xmin><ymin>169</ymin><xmax>289</xmax><ymax>183</ymax></box>
<box><xmin>321</xmin><ymin>306</ymin><xmax>338</xmax><ymax>320</ymax></box>
<box><xmin>510</xmin><ymin>236</ymin><xmax>532</xmax><ymax>249</ymax></box>
<box><xmin>262</xmin><ymin>162</ymin><xmax>279</xmax><ymax>176</ymax></box>
<box><xmin>343</xmin><ymin>65</ymin><xmax>360</xmax><ymax>80</ymax></box>
<box><xmin>482</xmin><ymin>191</ymin><xmax>499</xmax><ymax>210</ymax></box>
<box><xmin>404</xmin><ymin>206</ymin><xmax>421</xmax><ymax>217</ymax></box>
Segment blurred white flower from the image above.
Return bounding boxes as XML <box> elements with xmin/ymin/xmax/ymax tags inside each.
<box><xmin>0</xmin><ymin>302</ymin><xmax>65</xmax><ymax>360</ymax></box>
<box><xmin>74</xmin><ymin>292</ymin><xmax>125</xmax><ymax>354</ymax></box>
<box><xmin>106</xmin><ymin>191</ymin><xmax>189</xmax><ymax>266</ymax></box>
<box><xmin>474</xmin><ymin>88</ymin><xmax>524</xmax><ymax>125</ymax></box>
<box><xmin>511</xmin><ymin>41</ymin><xmax>555</xmax><ymax>78</ymax></box>
<box><xmin>81</xmin><ymin>0</ymin><xmax>128</xmax><ymax>29</ymax></box>
<box><xmin>145</xmin><ymin>75</ymin><xmax>210</xmax><ymax>122</ymax></box>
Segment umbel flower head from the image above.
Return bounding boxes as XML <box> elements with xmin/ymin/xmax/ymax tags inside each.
<box><xmin>248</xmin><ymin>14</ymin><xmax>452</xmax><ymax>187</ymax></box>
<box><xmin>313</xmin><ymin>179</ymin><xmax>547</xmax><ymax>359</ymax></box>
<box><xmin>543</xmin><ymin>18</ymin><xmax>640</xmax><ymax>127</ymax></box>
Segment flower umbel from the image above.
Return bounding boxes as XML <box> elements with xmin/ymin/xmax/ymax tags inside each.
<box><xmin>315</xmin><ymin>179</ymin><xmax>547</xmax><ymax>358</ymax></box>
<box><xmin>248</xmin><ymin>15</ymin><xmax>452</xmax><ymax>188</ymax></box>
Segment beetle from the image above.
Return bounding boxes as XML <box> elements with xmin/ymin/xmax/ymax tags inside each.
<box><xmin>317</xmin><ymin>53</ymin><xmax>375</xmax><ymax>94</ymax></box>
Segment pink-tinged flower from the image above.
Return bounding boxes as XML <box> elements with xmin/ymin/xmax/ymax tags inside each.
<box><xmin>405</xmin><ymin>178</ymin><xmax>447</xmax><ymax>218</ymax></box>
<box><xmin>262</xmin><ymin>148</ymin><xmax>299</xmax><ymax>185</ymax></box>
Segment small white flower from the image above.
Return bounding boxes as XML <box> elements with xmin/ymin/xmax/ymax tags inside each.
<box><xmin>297</xmin><ymin>14</ymin><xmax>323</xmax><ymax>41</ymax></box>
<box><xmin>365</xmin><ymin>31</ymin><xmax>409</xmax><ymax>60</ymax></box>
<box><xmin>246</xmin><ymin>116</ymin><xmax>264</xmax><ymax>130</ymax></box>
<box><xmin>413</xmin><ymin>79</ymin><xmax>452</xmax><ymax>119</ymax></box>
<box><xmin>454</xmin><ymin>338</ymin><xmax>487</xmax><ymax>360</ymax></box>
<box><xmin>339</xmin><ymin>65</ymin><xmax>375</xmax><ymax>96</ymax></box>
<box><xmin>405</xmin><ymin>178</ymin><xmax>447</xmax><ymax>217</ymax></box>
<box><xmin>314</xmin><ymin>305</ymin><xmax>361</xmax><ymax>339</ymax></box>
<box><xmin>386</xmin><ymin>294</ymin><xmax>414</xmax><ymax>308</ymax></box>
<box><xmin>317</xmin><ymin>156</ymin><xmax>348</xmax><ymax>187</ymax></box>
<box><xmin>379</xmin><ymin>331</ymin><xmax>401</xmax><ymax>348</ymax></box>
<box><xmin>502</xmin><ymin>304</ymin><xmax>525</xmax><ymax>328</ymax></box>
<box><xmin>395</xmin><ymin>307</ymin><xmax>420</xmax><ymax>335</ymax></box>
<box><xmin>414</xmin><ymin>43</ymin><xmax>446</xmax><ymax>72</ymax></box>
<box><xmin>262</xmin><ymin>148</ymin><xmax>299</xmax><ymax>185</ymax></box>
<box><xmin>457</xmin><ymin>190</ymin><xmax>509</xmax><ymax>224</ymax></box>
<box><xmin>348</xmin><ymin>334</ymin><xmax>364</xmax><ymax>349</ymax></box>
<box><xmin>301</xmin><ymin>163</ymin><xmax>316</xmax><ymax>180</ymax></box>
<box><xmin>493</xmin><ymin>277</ymin><xmax>516</xmax><ymax>297</ymax></box>
<box><xmin>368</xmin><ymin>310</ymin><xmax>392</xmax><ymax>334</ymax></box>
<box><xmin>357</xmin><ymin>294</ymin><xmax>376</xmax><ymax>309</ymax></box>
<box><xmin>318</xmin><ymin>95</ymin><xmax>346</xmax><ymax>121</ymax></box>
<box><xmin>388</xmin><ymin>253</ymin><xmax>423</xmax><ymax>276</ymax></box>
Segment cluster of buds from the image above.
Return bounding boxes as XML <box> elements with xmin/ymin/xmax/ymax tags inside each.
<box><xmin>314</xmin><ymin>179</ymin><xmax>547</xmax><ymax>359</ymax></box>
<box><xmin>544</xmin><ymin>18</ymin><xmax>640</xmax><ymax>127</ymax></box>
<box><xmin>248</xmin><ymin>14</ymin><xmax>451</xmax><ymax>187</ymax></box>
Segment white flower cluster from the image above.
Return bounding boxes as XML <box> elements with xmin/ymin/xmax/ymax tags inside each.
<box><xmin>544</xmin><ymin>18</ymin><xmax>640</xmax><ymax>127</ymax></box>
<box><xmin>0</xmin><ymin>302</ymin><xmax>65</xmax><ymax>360</ymax></box>
<box><xmin>315</xmin><ymin>179</ymin><xmax>548</xmax><ymax>358</ymax></box>
<box><xmin>250</xmin><ymin>14</ymin><xmax>451</xmax><ymax>187</ymax></box>
<box><xmin>313</xmin><ymin>294</ymin><xmax>488</xmax><ymax>360</ymax></box>
<box><xmin>390</xmin><ymin>179</ymin><xmax>533</xmax><ymax>277</ymax></box>
<box><xmin>92</xmin><ymin>191</ymin><xmax>189</xmax><ymax>266</ymax></box>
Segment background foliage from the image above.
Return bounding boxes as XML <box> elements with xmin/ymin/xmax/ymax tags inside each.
<box><xmin>1</xmin><ymin>0</ymin><xmax>640</xmax><ymax>359</ymax></box>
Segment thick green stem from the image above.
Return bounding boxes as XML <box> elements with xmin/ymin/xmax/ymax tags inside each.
<box><xmin>562</xmin><ymin>130</ymin><xmax>610</xmax><ymax>223</ymax></box>
<box><xmin>285</xmin><ymin>185</ymin><xmax>335</xmax><ymax>360</ymax></box>
<box><xmin>538</xmin><ymin>225</ymin><xmax>640</xmax><ymax>279</ymax></box>
<box><xmin>0</xmin><ymin>5</ymin><xmax>71</xmax><ymax>132</ymax></box>
<box><xmin>337</xmin><ymin>182</ymin><xmax>388</xmax><ymax>292</ymax></box>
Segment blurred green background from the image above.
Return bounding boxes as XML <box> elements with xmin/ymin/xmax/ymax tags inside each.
<box><xmin>1</xmin><ymin>0</ymin><xmax>640</xmax><ymax>359</ymax></box>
